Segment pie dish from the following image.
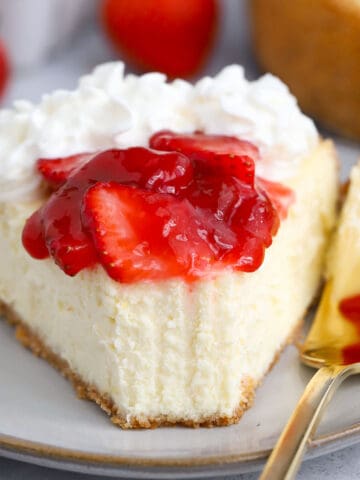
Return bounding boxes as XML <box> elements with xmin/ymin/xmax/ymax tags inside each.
<box><xmin>0</xmin><ymin>63</ymin><xmax>338</xmax><ymax>428</ymax></box>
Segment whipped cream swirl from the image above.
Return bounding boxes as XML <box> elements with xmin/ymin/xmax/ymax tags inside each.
<box><xmin>0</xmin><ymin>62</ymin><xmax>318</xmax><ymax>202</ymax></box>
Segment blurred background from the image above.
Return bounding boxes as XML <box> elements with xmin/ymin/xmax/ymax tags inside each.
<box><xmin>1</xmin><ymin>0</ymin><xmax>254</xmax><ymax>106</ymax></box>
<box><xmin>0</xmin><ymin>0</ymin><xmax>358</xmax><ymax>175</ymax></box>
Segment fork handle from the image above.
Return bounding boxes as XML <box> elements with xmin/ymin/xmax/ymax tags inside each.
<box><xmin>260</xmin><ymin>363</ymin><xmax>360</xmax><ymax>480</ymax></box>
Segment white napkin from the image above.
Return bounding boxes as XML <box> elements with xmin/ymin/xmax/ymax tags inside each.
<box><xmin>0</xmin><ymin>0</ymin><xmax>97</xmax><ymax>68</ymax></box>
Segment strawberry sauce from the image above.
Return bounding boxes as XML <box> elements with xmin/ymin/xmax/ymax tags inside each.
<box><xmin>339</xmin><ymin>295</ymin><xmax>360</xmax><ymax>364</ymax></box>
<box><xmin>22</xmin><ymin>132</ymin><xmax>294</xmax><ymax>283</ymax></box>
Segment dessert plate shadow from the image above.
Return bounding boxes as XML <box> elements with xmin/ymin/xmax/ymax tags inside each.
<box><xmin>1</xmin><ymin>137</ymin><xmax>360</xmax><ymax>479</ymax></box>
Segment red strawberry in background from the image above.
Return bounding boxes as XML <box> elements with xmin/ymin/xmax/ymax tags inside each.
<box><xmin>101</xmin><ymin>0</ymin><xmax>219</xmax><ymax>78</ymax></box>
<box><xmin>0</xmin><ymin>40</ymin><xmax>9</xmax><ymax>98</ymax></box>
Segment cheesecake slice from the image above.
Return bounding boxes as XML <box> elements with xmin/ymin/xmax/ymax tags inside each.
<box><xmin>327</xmin><ymin>163</ymin><xmax>360</xmax><ymax>301</ymax></box>
<box><xmin>319</xmin><ymin>163</ymin><xmax>360</xmax><ymax>365</ymax></box>
<box><xmin>0</xmin><ymin>63</ymin><xmax>338</xmax><ymax>428</ymax></box>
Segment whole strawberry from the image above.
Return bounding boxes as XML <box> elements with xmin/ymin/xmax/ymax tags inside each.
<box><xmin>101</xmin><ymin>0</ymin><xmax>219</xmax><ymax>78</ymax></box>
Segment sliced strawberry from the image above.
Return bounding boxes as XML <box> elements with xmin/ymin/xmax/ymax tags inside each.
<box><xmin>150</xmin><ymin>131</ymin><xmax>260</xmax><ymax>161</ymax></box>
<box><xmin>37</xmin><ymin>153</ymin><xmax>95</xmax><ymax>189</ymax></box>
<box><xmin>82</xmin><ymin>182</ymin><xmax>214</xmax><ymax>282</ymax></box>
<box><xmin>257</xmin><ymin>178</ymin><xmax>295</xmax><ymax>219</ymax></box>
<box><xmin>29</xmin><ymin>148</ymin><xmax>195</xmax><ymax>278</ymax></box>
<box><xmin>230</xmin><ymin>183</ymin><xmax>280</xmax><ymax>248</ymax></box>
<box><xmin>150</xmin><ymin>130</ymin><xmax>259</xmax><ymax>186</ymax></box>
<box><xmin>186</xmin><ymin>175</ymin><xmax>279</xmax><ymax>254</ymax></box>
<box><xmin>193</xmin><ymin>151</ymin><xmax>255</xmax><ymax>186</ymax></box>
<box><xmin>37</xmin><ymin>148</ymin><xmax>193</xmax><ymax>195</ymax></box>
<box><xmin>23</xmin><ymin>137</ymin><xmax>283</xmax><ymax>283</ymax></box>
<box><xmin>89</xmin><ymin>147</ymin><xmax>194</xmax><ymax>195</ymax></box>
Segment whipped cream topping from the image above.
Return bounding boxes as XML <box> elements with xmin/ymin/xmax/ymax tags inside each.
<box><xmin>0</xmin><ymin>62</ymin><xmax>318</xmax><ymax>202</ymax></box>
<box><xmin>193</xmin><ymin>66</ymin><xmax>318</xmax><ymax>180</ymax></box>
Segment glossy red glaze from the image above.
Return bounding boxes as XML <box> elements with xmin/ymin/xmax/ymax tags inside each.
<box><xmin>22</xmin><ymin>133</ymin><xmax>289</xmax><ymax>283</ymax></box>
<box><xmin>37</xmin><ymin>153</ymin><xmax>95</xmax><ymax>190</ymax></box>
<box><xmin>150</xmin><ymin>130</ymin><xmax>258</xmax><ymax>185</ymax></box>
<box><xmin>257</xmin><ymin>178</ymin><xmax>295</xmax><ymax>220</ymax></box>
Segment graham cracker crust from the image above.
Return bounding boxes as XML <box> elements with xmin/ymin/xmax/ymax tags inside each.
<box><xmin>0</xmin><ymin>299</ymin><xmax>301</xmax><ymax>429</ymax></box>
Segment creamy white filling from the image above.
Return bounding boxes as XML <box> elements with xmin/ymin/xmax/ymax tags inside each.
<box><xmin>0</xmin><ymin>62</ymin><xmax>318</xmax><ymax>202</ymax></box>
<box><xmin>327</xmin><ymin>163</ymin><xmax>360</xmax><ymax>299</ymax></box>
<box><xmin>0</xmin><ymin>141</ymin><xmax>337</xmax><ymax>421</ymax></box>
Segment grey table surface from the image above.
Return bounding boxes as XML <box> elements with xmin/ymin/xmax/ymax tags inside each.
<box><xmin>1</xmin><ymin>445</ymin><xmax>359</xmax><ymax>479</ymax></box>
<box><xmin>1</xmin><ymin>1</ymin><xmax>360</xmax><ymax>479</ymax></box>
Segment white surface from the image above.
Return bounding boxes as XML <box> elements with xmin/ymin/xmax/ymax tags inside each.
<box><xmin>1</xmin><ymin>1</ymin><xmax>360</xmax><ymax>479</ymax></box>
<box><xmin>0</xmin><ymin>0</ymin><xmax>95</xmax><ymax>68</ymax></box>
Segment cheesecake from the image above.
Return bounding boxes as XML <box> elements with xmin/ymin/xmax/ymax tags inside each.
<box><xmin>0</xmin><ymin>63</ymin><xmax>338</xmax><ymax>428</ymax></box>
<box><xmin>250</xmin><ymin>0</ymin><xmax>360</xmax><ymax>140</ymax></box>
<box><xmin>319</xmin><ymin>163</ymin><xmax>360</xmax><ymax>364</ymax></box>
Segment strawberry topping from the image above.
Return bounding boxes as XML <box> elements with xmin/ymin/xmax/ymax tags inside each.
<box><xmin>82</xmin><ymin>182</ymin><xmax>215</xmax><ymax>282</ymax></box>
<box><xmin>21</xmin><ymin>209</ymin><xmax>48</xmax><ymax>259</ymax></box>
<box><xmin>257</xmin><ymin>178</ymin><xmax>295</xmax><ymax>220</ymax></box>
<box><xmin>37</xmin><ymin>153</ymin><xmax>95</xmax><ymax>189</ymax></box>
<box><xmin>150</xmin><ymin>130</ymin><xmax>258</xmax><ymax>186</ymax></box>
<box><xmin>339</xmin><ymin>295</ymin><xmax>360</xmax><ymax>364</ymax></box>
<box><xmin>339</xmin><ymin>295</ymin><xmax>360</xmax><ymax>324</ymax></box>
<box><xmin>22</xmin><ymin>132</ymin><xmax>292</xmax><ymax>283</ymax></box>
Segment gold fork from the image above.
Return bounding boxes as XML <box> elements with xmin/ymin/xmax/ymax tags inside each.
<box><xmin>260</xmin><ymin>279</ymin><xmax>360</xmax><ymax>479</ymax></box>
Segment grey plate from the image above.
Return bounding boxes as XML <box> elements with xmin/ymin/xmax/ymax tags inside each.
<box><xmin>1</xmin><ymin>314</ymin><xmax>360</xmax><ymax>479</ymax></box>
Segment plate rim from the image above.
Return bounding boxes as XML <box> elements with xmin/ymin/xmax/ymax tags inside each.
<box><xmin>2</xmin><ymin>421</ymin><xmax>360</xmax><ymax>472</ymax></box>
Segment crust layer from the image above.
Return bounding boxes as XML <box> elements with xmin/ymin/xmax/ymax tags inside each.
<box><xmin>1</xmin><ymin>299</ymin><xmax>301</xmax><ymax>429</ymax></box>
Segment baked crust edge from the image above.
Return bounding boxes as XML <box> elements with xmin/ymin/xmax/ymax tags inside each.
<box><xmin>0</xmin><ymin>299</ymin><xmax>301</xmax><ymax>429</ymax></box>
